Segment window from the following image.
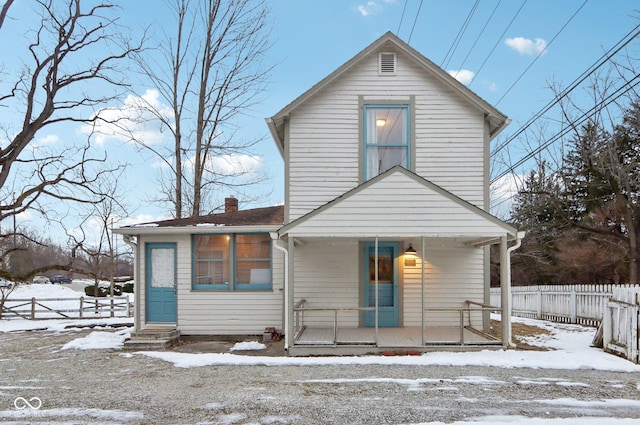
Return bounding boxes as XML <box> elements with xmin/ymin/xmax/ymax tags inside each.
<box><xmin>193</xmin><ymin>233</ymin><xmax>272</xmax><ymax>291</ymax></box>
<box><xmin>364</xmin><ymin>105</ymin><xmax>410</xmax><ymax>180</ymax></box>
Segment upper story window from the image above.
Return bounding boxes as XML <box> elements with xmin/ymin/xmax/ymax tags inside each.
<box><xmin>193</xmin><ymin>233</ymin><xmax>272</xmax><ymax>291</ymax></box>
<box><xmin>364</xmin><ymin>104</ymin><xmax>410</xmax><ymax>180</ymax></box>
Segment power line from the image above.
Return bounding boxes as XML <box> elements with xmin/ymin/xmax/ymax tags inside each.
<box><xmin>441</xmin><ymin>0</ymin><xmax>480</xmax><ymax>69</ymax></box>
<box><xmin>491</xmin><ymin>72</ymin><xmax>640</xmax><ymax>185</ymax></box>
<box><xmin>491</xmin><ymin>22</ymin><xmax>640</xmax><ymax>159</ymax></box>
<box><xmin>397</xmin><ymin>0</ymin><xmax>408</xmax><ymax>35</ymax></box>
<box><xmin>453</xmin><ymin>0</ymin><xmax>502</xmax><ymax>78</ymax></box>
<box><xmin>495</xmin><ymin>0</ymin><xmax>589</xmax><ymax>106</ymax></box>
<box><xmin>407</xmin><ymin>0</ymin><xmax>424</xmax><ymax>43</ymax></box>
<box><xmin>468</xmin><ymin>0</ymin><xmax>527</xmax><ymax>87</ymax></box>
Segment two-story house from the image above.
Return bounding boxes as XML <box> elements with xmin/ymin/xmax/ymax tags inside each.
<box><xmin>115</xmin><ymin>32</ymin><xmax>523</xmax><ymax>355</ymax></box>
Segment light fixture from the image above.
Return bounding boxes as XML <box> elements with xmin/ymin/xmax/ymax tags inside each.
<box><xmin>376</xmin><ymin>118</ymin><xmax>386</xmax><ymax>127</ymax></box>
<box><xmin>404</xmin><ymin>243</ymin><xmax>417</xmax><ymax>266</ymax></box>
<box><xmin>405</xmin><ymin>244</ymin><xmax>417</xmax><ymax>255</ymax></box>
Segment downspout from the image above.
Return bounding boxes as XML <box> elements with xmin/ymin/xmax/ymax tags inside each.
<box><xmin>502</xmin><ymin>231</ymin><xmax>526</xmax><ymax>349</ymax></box>
<box><xmin>271</xmin><ymin>232</ymin><xmax>289</xmax><ymax>350</ymax></box>
<box><xmin>122</xmin><ymin>235</ymin><xmax>140</xmax><ymax>332</ymax></box>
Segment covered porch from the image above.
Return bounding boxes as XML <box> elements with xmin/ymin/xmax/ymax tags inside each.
<box><xmin>289</xmin><ymin>298</ymin><xmax>503</xmax><ymax>356</ymax></box>
<box><xmin>275</xmin><ymin>168</ymin><xmax>524</xmax><ymax>355</ymax></box>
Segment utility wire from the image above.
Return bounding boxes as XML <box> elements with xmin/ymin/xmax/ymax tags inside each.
<box><xmin>468</xmin><ymin>0</ymin><xmax>527</xmax><ymax>87</ymax></box>
<box><xmin>495</xmin><ymin>0</ymin><xmax>589</xmax><ymax>106</ymax></box>
<box><xmin>397</xmin><ymin>0</ymin><xmax>408</xmax><ymax>35</ymax></box>
<box><xmin>491</xmin><ymin>72</ymin><xmax>640</xmax><ymax>185</ymax></box>
<box><xmin>453</xmin><ymin>0</ymin><xmax>502</xmax><ymax>79</ymax></box>
<box><xmin>441</xmin><ymin>0</ymin><xmax>480</xmax><ymax>69</ymax></box>
<box><xmin>408</xmin><ymin>0</ymin><xmax>424</xmax><ymax>43</ymax></box>
<box><xmin>491</xmin><ymin>22</ymin><xmax>640</xmax><ymax>159</ymax></box>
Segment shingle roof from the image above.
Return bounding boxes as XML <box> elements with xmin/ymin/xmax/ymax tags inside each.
<box><xmin>132</xmin><ymin>205</ymin><xmax>284</xmax><ymax>228</ymax></box>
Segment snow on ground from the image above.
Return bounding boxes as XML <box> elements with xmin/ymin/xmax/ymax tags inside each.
<box><xmin>230</xmin><ymin>341</ymin><xmax>267</xmax><ymax>351</ymax></box>
<box><xmin>60</xmin><ymin>328</ymin><xmax>131</xmax><ymax>350</ymax></box>
<box><xmin>2</xmin><ymin>283</ymin><xmax>640</xmax><ymax>373</ymax></box>
<box><xmin>138</xmin><ymin>316</ymin><xmax>640</xmax><ymax>371</ymax></box>
<box><xmin>413</xmin><ymin>418</ymin><xmax>640</xmax><ymax>424</ymax></box>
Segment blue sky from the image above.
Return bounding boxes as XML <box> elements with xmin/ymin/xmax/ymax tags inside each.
<box><xmin>4</xmin><ymin>0</ymin><xmax>640</xmax><ymax>242</ymax></box>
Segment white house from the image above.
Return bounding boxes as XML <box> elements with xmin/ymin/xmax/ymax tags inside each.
<box><xmin>115</xmin><ymin>32</ymin><xmax>523</xmax><ymax>355</ymax></box>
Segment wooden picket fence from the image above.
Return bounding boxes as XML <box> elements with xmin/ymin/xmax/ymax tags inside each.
<box><xmin>491</xmin><ymin>284</ymin><xmax>640</xmax><ymax>363</ymax></box>
<box><xmin>1</xmin><ymin>296</ymin><xmax>132</xmax><ymax>320</ymax></box>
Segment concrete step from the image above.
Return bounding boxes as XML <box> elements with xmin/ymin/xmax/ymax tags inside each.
<box><xmin>124</xmin><ymin>328</ymin><xmax>180</xmax><ymax>350</ymax></box>
<box><xmin>124</xmin><ymin>338</ymin><xmax>173</xmax><ymax>351</ymax></box>
<box><xmin>130</xmin><ymin>329</ymin><xmax>180</xmax><ymax>340</ymax></box>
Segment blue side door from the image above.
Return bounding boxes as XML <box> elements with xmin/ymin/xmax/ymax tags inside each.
<box><xmin>363</xmin><ymin>242</ymin><xmax>399</xmax><ymax>327</ymax></box>
<box><xmin>146</xmin><ymin>243</ymin><xmax>177</xmax><ymax>323</ymax></box>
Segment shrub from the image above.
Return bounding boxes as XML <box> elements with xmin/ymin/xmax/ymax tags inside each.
<box><xmin>121</xmin><ymin>282</ymin><xmax>134</xmax><ymax>293</ymax></box>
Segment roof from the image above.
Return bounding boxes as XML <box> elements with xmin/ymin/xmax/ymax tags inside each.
<box><xmin>266</xmin><ymin>31</ymin><xmax>509</xmax><ymax>156</ymax></box>
<box><xmin>114</xmin><ymin>205</ymin><xmax>284</xmax><ymax>235</ymax></box>
<box><xmin>279</xmin><ymin>166</ymin><xmax>518</xmax><ymax>242</ymax></box>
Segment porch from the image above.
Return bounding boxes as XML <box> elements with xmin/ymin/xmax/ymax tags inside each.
<box><xmin>288</xmin><ymin>299</ymin><xmax>502</xmax><ymax>356</ymax></box>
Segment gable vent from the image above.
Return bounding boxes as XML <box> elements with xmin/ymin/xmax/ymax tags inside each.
<box><xmin>379</xmin><ymin>52</ymin><xmax>396</xmax><ymax>75</ymax></box>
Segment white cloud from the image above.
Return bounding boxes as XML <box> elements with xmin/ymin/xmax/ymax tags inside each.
<box><xmin>356</xmin><ymin>1</ymin><xmax>383</xmax><ymax>17</ymax></box>
<box><xmin>490</xmin><ymin>173</ymin><xmax>524</xmax><ymax>219</ymax></box>
<box><xmin>80</xmin><ymin>89</ymin><xmax>173</xmax><ymax>146</ymax></box>
<box><xmin>208</xmin><ymin>154</ymin><xmax>263</xmax><ymax>175</ymax></box>
<box><xmin>505</xmin><ymin>37</ymin><xmax>548</xmax><ymax>56</ymax></box>
<box><xmin>447</xmin><ymin>69</ymin><xmax>475</xmax><ymax>86</ymax></box>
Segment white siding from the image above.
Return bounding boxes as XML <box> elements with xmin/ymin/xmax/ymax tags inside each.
<box><xmin>403</xmin><ymin>241</ymin><xmax>484</xmax><ymax>326</ymax></box>
<box><xmin>138</xmin><ymin>234</ymin><xmax>284</xmax><ymax>335</ymax></box>
<box><xmin>290</xmin><ymin>238</ymin><xmax>484</xmax><ymax>329</ymax></box>
<box><xmin>286</xmin><ymin>170</ymin><xmax>510</xmax><ymax>239</ymax></box>
<box><xmin>287</xmin><ymin>50</ymin><xmax>487</xmax><ymax>221</ymax></box>
<box><xmin>292</xmin><ymin>241</ymin><xmax>360</xmax><ymax>327</ymax></box>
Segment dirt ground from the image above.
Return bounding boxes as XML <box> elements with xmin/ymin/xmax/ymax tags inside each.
<box><xmin>490</xmin><ymin>319</ymin><xmax>552</xmax><ymax>351</ymax></box>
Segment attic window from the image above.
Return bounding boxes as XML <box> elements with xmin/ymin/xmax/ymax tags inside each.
<box><xmin>379</xmin><ymin>52</ymin><xmax>396</xmax><ymax>75</ymax></box>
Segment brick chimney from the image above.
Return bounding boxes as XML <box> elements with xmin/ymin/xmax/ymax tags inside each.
<box><xmin>225</xmin><ymin>197</ymin><xmax>238</xmax><ymax>213</ymax></box>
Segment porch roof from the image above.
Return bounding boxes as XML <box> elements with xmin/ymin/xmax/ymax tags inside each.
<box><xmin>279</xmin><ymin>167</ymin><xmax>518</xmax><ymax>243</ymax></box>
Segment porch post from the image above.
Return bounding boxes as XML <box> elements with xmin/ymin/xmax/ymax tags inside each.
<box><xmin>375</xmin><ymin>236</ymin><xmax>379</xmax><ymax>343</ymax></box>
<box><xmin>421</xmin><ymin>236</ymin><xmax>425</xmax><ymax>346</ymax></box>
<box><xmin>499</xmin><ymin>235</ymin><xmax>512</xmax><ymax>347</ymax></box>
<box><xmin>287</xmin><ymin>236</ymin><xmax>295</xmax><ymax>349</ymax></box>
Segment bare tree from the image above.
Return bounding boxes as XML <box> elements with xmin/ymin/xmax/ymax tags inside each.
<box><xmin>0</xmin><ymin>0</ymin><xmax>143</xmax><ymax>282</ymax></box>
<box><xmin>133</xmin><ymin>0</ymin><xmax>272</xmax><ymax>218</ymax></box>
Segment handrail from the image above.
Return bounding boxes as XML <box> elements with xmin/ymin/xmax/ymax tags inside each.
<box><xmin>293</xmin><ymin>303</ymin><xmax>376</xmax><ymax>345</ymax></box>
<box><xmin>424</xmin><ymin>304</ymin><xmax>502</xmax><ymax>345</ymax></box>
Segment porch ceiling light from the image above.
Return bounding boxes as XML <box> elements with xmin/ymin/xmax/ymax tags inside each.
<box><xmin>404</xmin><ymin>244</ymin><xmax>417</xmax><ymax>255</ymax></box>
<box><xmin>376</xmin><ymin>118</ymin><xmax>386</xmax><ymax>127</ymax></box>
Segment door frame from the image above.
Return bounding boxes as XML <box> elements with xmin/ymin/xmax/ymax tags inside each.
<box><xmin>362</xmin><ymin>241</ymin><xmax>400</xmax><ymax>327</ymax></box>
<box><xmin>145</xmin><ymin>242</ymin><xmax>178</xmax><ymax>324</ymax></box>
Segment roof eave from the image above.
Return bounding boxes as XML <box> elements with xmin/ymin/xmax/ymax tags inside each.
<box><xmin>113</xmin><ymin>224</ymin><xmax>282</xmax><ymax>236</ymax></box>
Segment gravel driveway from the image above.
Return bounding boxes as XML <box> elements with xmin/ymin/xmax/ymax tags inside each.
<box><xmin>1</xmin><ymin>328</ymin><xmax>640</xmax><ymax>424</ymax></box>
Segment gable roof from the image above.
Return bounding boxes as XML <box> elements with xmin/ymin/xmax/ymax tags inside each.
<box><xmin>279</xmin><ymin>166</ymin><xmax>517</xmax><ymax>241</ymax></box>
<box><xmin>266</xmin><ymin>31</ymin><xmax>509</xmax><ymax>155</ymax></box>
<box><xmin>114</xmin><ymin>205</ymin><xmax>284</xmax><ymax>235</ymax></box>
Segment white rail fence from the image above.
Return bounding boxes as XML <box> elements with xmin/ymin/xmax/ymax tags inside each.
<box><xmin>489</xmin><ymin>284</ymin><xmax>633</xmax><ymax>326</ymax></box>
<box><xmin>491</xmin><ymin>284</ymin><xmax>640</xmax><ymax>364</ymax></box>
<box><xmin>602</xmin><ymin>287</ymin><xmax>640</xmax><ymax>364</ymax></box>
<box><xmin>1</xmin><ymin>296</ymin><xmax>132</xmax><ymax>320</ymax></box>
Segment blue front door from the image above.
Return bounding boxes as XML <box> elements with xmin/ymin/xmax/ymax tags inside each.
<box><xmin>146</xmin><ymin>243</ymin><xmax>177</xmax><ymax>323</ymax></box>
<box><xmin>363</xmin><ymin>242</ymin><xmax>399</xmax><ymax>327</ymax></box>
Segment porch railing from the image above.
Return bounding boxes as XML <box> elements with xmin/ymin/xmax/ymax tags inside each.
<box><xmin>423</xmin><ymin>301</ymin><xmax>502</xmax><ymax>345</ymax></box>
<box><xmin>293</xmin><ymin>299</ymin><xmax>502</xmax><ymax>346</ymax></box>
<box><xmin>293</xmin><ymin>299</ymin><xmax>376</xmax><ymax>345</ymax></box>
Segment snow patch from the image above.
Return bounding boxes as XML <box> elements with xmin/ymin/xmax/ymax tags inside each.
<box><xmin>230</xmin><ymin>341</ymin><xmax>266</xmax><ymax>351</ymax></box>
<box><xmin>61</xmin><ymin>328</ymin><xmax>130</xmax><ymax>350</ymax></box>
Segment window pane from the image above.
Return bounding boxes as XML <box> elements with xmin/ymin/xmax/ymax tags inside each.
<box><xmin>367</xmin><ymin>107</ymin><xmax>407</xmax><ymax>145</ymax></box>
<box><xmin>365</xmin><ymin>105</ymin><xmax>409</xmax><ymax>180</ymax></box>
<box><xmin>194</xmin><ymin>235</ymin><xmax>229</xmax><ymax>285</ymax></box>
<box><xmin>367</xmin><ymin>146</ymin><xmax>408</xmax><ymax>177</ymax></box>
<box><xmin>235</xmin><ymin>234</ymin><xmax>271</xmax><ymax>287</ymax></box>
<box><xmin>151</xmin><ymin>248</ymin><xmax>174</xmax><ymax>288</ymax></box>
